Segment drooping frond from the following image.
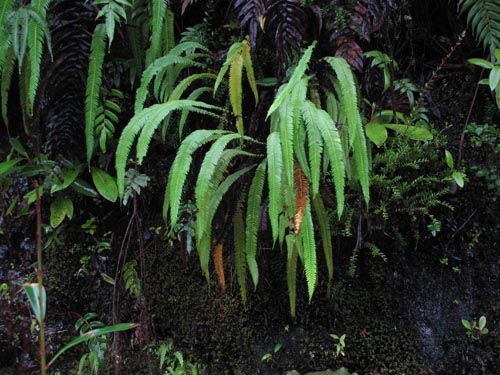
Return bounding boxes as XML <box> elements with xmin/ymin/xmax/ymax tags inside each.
<box><xmin>458</xmin><ymin>0</ymin><xmax>500</xmax><ymax>51</ymax></box>
<box><xmin>267</xmin><ymin>132</ymin><xmax>283</xmax><ymax>243</ymax></box>
<box><xmin>1</xmin><ymin>46</ymin><xmax>15</xmax><ymax>128</ymax></box>
<box><xmin>241</xmin><ymin>39</ymin><xmax>258</xmax><ymax>104</ymax></box>
<box><xmin>213</xmin><ymin>242</ymin><xmax>226</xmax><ymax>293</ymax></box>
<box><xmin>168</xmin><ymin>72</ymin><xmax>215</xmax><ymax>101</ymax></box>
<box><xmin>234</xmin><ymin>0</ymin><xmax>265</xmax><ymax>48</ymax></box>
<box><xmin>146</xmin><ymin>0</ymin><xmax>167</xmax><ymax>65</ymax></box>
<box><xmin>234</xmin><ymin>199</ymin><xmax>247</xmax><ymax>303</ymax></box>
<box><xmin>286</xmin><ymin>234</ymin><xmax>298</xmax><ymax>317</ymax></box>
<box><xmin>246</xmin><ymin>159</ymin><xmax>266</xmax><ymax>289</ymax></box>
<box><xmin>230</xmin><ymin>51</ymin><xmax>244</xmax><ymax>136</ymax></box>
<box><xmin>301</xmin><ymin>99</ymin><xmax>323</xmax><ymax>197</ymax></box>
<box><xmin>26</xmin><ymin>0</ymin><xmax>52</xmax><ymax>117</ymax></box>
<box><xmin>85</xmin><ymin>23</ymin><xmax>107</xmax><ymax>163</ymax></box>
<box><xmin>293</xmin><ymin>161</ymin><xmax>309</xmax><ymax>235</ymax></box>
<box><xmin>303</xmin><ymin>100</ymin><xmax>345</xmax><ymax>217</ymax></box>
<box><xmin>117</xmin><ymin>100</ymin><xmax>222</xmax><ymax>198</ymax></box>
<box><xmin>166</xmin><ymin>129</ymin><xmax>229</xmax><ymax>226</ymax></box>
<box><xmin>312</xmin><ymin>194</ymin><xmax>333</xmax><ymax>282</ymax></box>
<box><xmin>178</xmin><ymin>86</ymin><xmax>211</xmax><ymax>138</ymax></box>
<box><xmin>196</xmin><ymin>164</ymin><xmax>256</xmax><ymax>278</ymax></box>
<box><xmin>267</xmin><ymin>41</ymin><xmax>316</xmax><ymax>117</ymax></box>
<box><xmin>300</xmin><ymin>201</ymin><xmax>316</xmax><ymax>301</ymax></box>
<box><xmin>327</xmin><ymin>56</ymin><xmax>369</xmax><ymax>203</ymax></box>
<box><xmin>214</xmin><ymin>42</ymin><xmax>242</xmax><ymax>95</ymax></box>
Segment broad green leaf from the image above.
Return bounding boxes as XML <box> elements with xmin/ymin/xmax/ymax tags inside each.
<box><xmin>468</xmin><ymin>58</ymin><xmax>493</xmax><ymax>69</ymax></box>
<box><xmin>71</xmin><ymin>178</ymin><xmax>99</xmax><ymax>198</ymax></box>
<box><xmin>452</xmin><ymin>171</ymin><xmax>465</xmax><ymax>188</ymax></box>
<box><xmin>0</xmin><ymin>158</ymin><xmax>22</xmax><ymax>177</ymax></box>
<box><xmin>51</xmin><ymin>165</ymin><xmax>82</xmax><ymax>194</ymax></box>
<box><xmin>25</xmin><ymin>186</ymin><xmax>44</xmax><ymax>205</ymax></box>
<box><xmin>91</xmin><ymin>167</ymin><xmax>118</xmax><ymax>202</ymax></box>
<box><xmin>365</xmin><ymin>123</ymin><xmax>388</xmax><ymax>147</ymax></box>
<box><xmin>489</xmin><ymin>66</ymin><xmax>500</xmax><ymax>91</ymax></box>
<box><xmin>47</xmin><ymin>323</ymin><xmax>138</xmax><ymax>368</ymax></box>
<box><xmin>50</xmin><ymin>195</ymin><xmax>73</xmax><ymax>228</ymax></box>
<box><xmin>479</xmin><ymin>316</ymin><xmax>487</xmax><ymax>330</ymax></box>
<box><xmin>23</xmin><ymin>283</ymin><xmax>46</xmax><ymax>323</ymax></box>
<box><xmin>461</xmin><ymin>319</ymin><xmax>472</xmax><ymax>330</ymax></box>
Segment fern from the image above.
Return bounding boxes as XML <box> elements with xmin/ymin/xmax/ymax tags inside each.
<box><xmin>146</xmin><ymin>0</ymin><xmax>167</xmax><ymax>65</ymax></box>
<box><xmin>458</xmin><ymin>0</ymin><xmax>500</xmax><ymax>51</ymax></box>
<box><xmin>85</xmin><ymin>24</ymin><xmax>107</xmax><ymax>163</ymax></box>
<box><xmin>300</xmin><ymin>201</ymin><xmax>316</xmax><ymax>301</ymax></box>
<box><xmin>234</xmin><ymin>200</ymin><xmax>247</xmax><ymax>303</ymax></box>
<box><xmin>293</xmin><ymin>161</ymin><xmax>309</xmax><ymax>235</ymax></box>
<box><xmin>267</xmin><ymin>132</ymin><xmax>283</xmax><ymax>243</ymax></box>
<box><xmin>300</xmin><ymin>99</ymin><xmax>323</xmax><ymax>197</ymax></box>
<box><xmin>1</xmin><ymin>46</ymin><xmax>15</xmax><ymax>128</ymax></box>
<box><xmin>286</xmin><ymin>234</ymin><xmax>298</xmax><ymax>317</ymax></box>
<box><xmin>246</xmin><ymin>159</ymin><xmax>266</xmax><ymax>289</ymax></box>
<box><xmin>116</xmin><ymin>100</ymin><xmax>222</xmax><ymax>199</ymax></box>
<box><xmin>312</xmin><ymin>194</ymin><xmax>333</xmax><ymax>282</ymax></box>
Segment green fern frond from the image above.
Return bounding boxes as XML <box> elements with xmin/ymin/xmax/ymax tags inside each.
<box><xmin>234</xmin><ymin>199</ymin><xmax>247</xmax><ymax>304</ymax></box>
<box><xmin>459</xmin><ymin>0</ymin><xmax>500</xmax><ymax>51</ymax></box>
<box><xmin>293</xmin><ymin>119</ymin><xmax>311</xmax><ymax>180</ymax></box>
<box><xmin>178</xmin><ymin>86</ymin><xmax>211</xmax><ymax>138</ymax></box>
<box><xmin>301</xmin><ymin>99</ymin><xmax>324</xmax><ymax>198</ymax></box>
<box><xmin>286</xmin><ymin>234</ymin><xmax>298</xmax><ymax>317</ymax></box>
<box><xmin>0</xmin><ymin>0</ymin><xmax>15</xmax><ymax>30</ymax></box>
<box><xmin>267</xmin><ymin>132</ymin><xmax>283</xmax><ymax>243</ymax></box>
<box><xmin>300</xmin><ymin>201</ymin><xmax>316</xmax><ymax>301</ymax></box>
<box><xmin>229</xmin><ymin>51</ymin><xmax>244</xmax><ymax>136</ymax></box>
<box><xmin>85</xmin><ymin>24</ymin><xmax>107</xmax><ymax>163</ymax></box>
<box><xmin>303</xmin><ymin>101</ymin><xmax>345</xmax><ymax>217</ymax></box>
<box><xmin>279</xmin><ymin>94</ymin><xmax>296</xmax><ymax>189</ymax></box>
<box><xmin>267</xmin><ymin>41</ymin><xmax>316</xmax><ymax>118</ymax></box>
<box><xmin>146</xmin><ymin>0</ymin><xmax>167</xmax><ymax>65</ymax></box>
<box><xmin>135</xmin><ymin>55</ymin><xmax>201</xmax><ymax>112</ymax></box>
<box><xmin>241</xmin><ymin>39</ymin><xmax>258</xmax><ymax>104</ymax></box>
<box><xmin>162</xmin><ymin>7</ymin><xmax>174</xmax><ymax>54</ymax></box>
<box><xmin>352</xmin><ymin>123</ymin><xmax>370</xmax><ymax>203</ymax></box>
<box><xmin>312</xmin><ymin>194</ymin><xmax>333</xmax><ymax>282</ymax></box>
<box><xmin>1</xmin><ymin>46</ymin><xmax>15</xmax><ymax>128</ymax></box>
<box><xmin>196</xmin><ymin>164</ymin><xmax>255</xmax><ymax>277</ymax></box>
<box><xmin>246</xmin><ymin>159</ymin><xmax>266</xmax><ymax>289</ymax></box>
<box><xmin>117</xmin><ymin>102</ymin><xmax>222</xmax><ymax>200</ymax></box>
<box><xmin>168</xmin><ymin>72</ymin><xmax>215</xmax><ymax>101</ymax></box>
<box><xmin>27</xmin><ymin>0</ymin><xmax>51</xmax><ymax>116</ymax></box>
<box><xmin>213</xmin><ymin>42</ymin><xmax>243</xmax><ymax>95</ymax></box>
<box><xmin>167</xmin><ymin>129</ymin><xmax>229</xmax><ymax>226</ymax></box>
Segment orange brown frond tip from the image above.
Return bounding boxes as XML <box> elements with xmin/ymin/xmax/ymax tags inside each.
<box><xmin>213</xmin><ymin>243</ymin><xmax>226</xmax><ymax>294</ymax></box>
<box><xmin>294</xmin><ymin>161</ymin><xmax>309</xmax><ymax>235</ymax></box>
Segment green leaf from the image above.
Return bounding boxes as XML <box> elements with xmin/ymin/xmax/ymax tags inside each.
<box><xmin>71</xmin><ymin>178</ymin><xmax>99</xmax><ymax>198</ymax></box>
<box><xmin>286</xmin><ymin>234</ymin><xmax>298</xmax><ymax>317</ymax></box>
<box><xmin>229</xmin><ymin>51</ymin><xmax>244</xmax><ymax>136</ymax></box>
<box><xmin>241</xmin><ymin>39</ymin><xmax>258</xmax><ymax>104</ymax></box>
<box><xmin>468</xmin><ymin>58</ymin><xmax>494</xmax><ymax>69</ymax></box>
<box><xmin>0</xmin><ymin>158</ymin><xmax>22</xmax><ymax>177</ymax></box>
<box><xmin>91</xmin><ymin>167</ymin><xmax>118</xmax><ymax>202</ymax></box>
<box><xmin>312</xmin><ymin>194</ymin><xmax>333</xmax><ymax>282</ymax></box>
<box><xmin>452</xmin><ymin>171</ymin><xmax>465</xmax><ymax>188</ymax></box>
<box><xmin>23</xmin><ymin>283</ymin><xmax>46</xmax><ymax>324</ymax></box>
<box><xmin>234</xmin><ymin>200</ymin><xmax>247</xmax><ymax>303</ymax></box>
<box><xmin>445</xmin><ymin>150</ymin><xmax>454</xmax><ymax>169</ymax></box>
<box><xmin>489</xmin><ymin>66</ymin><xmax>500</xmax><ymax>91</ymax></box>
<box><xmin>478</xmin><ymin>316</ymin><xmax>487</xmax><ymax>330</ymax></box>
<box><xmin>47</xmin><ymin>322</ymin><xmax>139</xmax><ymax>368</ymax></box>
<box><xmin>461</xmin><ymin>319</ymin><xmax>472</xmax><ymax>330</ymax></box>
<box><xmin>51</xmin><ymin>165</ymin><xmax>82</xmax><ymax>194</ymax></box>
<box><xmin>366</xmin><ymin>123</ymin><xmax>388</xmax><ymax>147</ymax></box>
<box><xmin>300</xmin><ymin>201</ymin><xmax>316</xmax><ymax>301</ymax></box>
<box><xmin>50</xmin><ymin>195</ymin><xmax>73</xmax><ymax>227</ymax></box>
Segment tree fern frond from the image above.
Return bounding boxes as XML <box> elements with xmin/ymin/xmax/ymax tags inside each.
<box><xmin>246</xmin><ymin>159</ymin><xmax>266</xmax><ymax>289</ymax></box>
<box><xmin>294</xmin><ymin>161</ymin><xmax>309</xmax><ymax>235</ymax></box>
<box><xmin>267</xmin><ymin>132</ymin><xmax>283</xmax><ymax>243</ymax></box>
<box><xmin>146</xmin><ymin>0</ymin><xmax>167</xmax><ymax>65</ymax></box>
<box><xmin>167</xmin><ymin>129</ymin><xmax>229</xmax><ymax>226</ymax></box>
<box><xmin>85</xmin><ymin>23</ymin><xmax>107</xmax><ymax>163</ymax></box>
<box><xmin>234</xmin><ymin>199</ymin><xmax>247</xmax><ymax>303</ymax></box>
<box><xmin>300</xmin><ymin>201</ymin><xmax>316</xmax><ymax>301</ymax></box>
<box><xmin>286</xmin><ymin>234</ymin><xmax>298</xmax><ymax>317</ymax></box>
<box><xmin>1</xmin><ymin>46</ymin><xmax>15</xmax><ymax>128</ymax></box>
<box><xmin>312</xmin><ymin>193</ymin><xmax>333</xmax><ymax>282</ymax></box>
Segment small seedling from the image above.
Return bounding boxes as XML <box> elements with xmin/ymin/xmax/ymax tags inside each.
<box><xmin>262</xmin><ymin>343</ymin><xmax>282</xmax><ymax>361</ymax></box>
<box><xmin>461</xmin><ymin>316</ymin><xmax>488</xmax><ymax>340</ymax></box>
<box><xmin>330</xmin><ymin>333</ymin><xmax>346</xmax><ymax>358</ymax></box>
<box><xmin>439</xmin><ymin>257</ymin><xmax>449</xmax><ymax>266</ymax></box>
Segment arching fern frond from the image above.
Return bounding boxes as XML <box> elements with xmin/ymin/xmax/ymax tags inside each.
<box><xmin>312</xmin><ymin>194</ymin><xmax>333</xmax><ymax>283</ymax></box>
<box><xmin>85</xmin><ymin>23</ymin><xmax>107</xmax><ymax>163</ymax></box>
<box><xmin>458</xmin><ymin>0</ymin><xmax>500</xmax><ymax>51</ymax></box>
<box><xmin>267</xmin><ymin>132</ymin><xmax>283</xmax><ymax>244</ymax></box>
<box><xmin>146</xmin><ymin>0</ymin><xmax>167</xmax><ymax>65</ymax></box>
<box><xmin>116</xmin><ymin>101</ymin><xmax>223</xmax><ymax>199</ymax></box>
